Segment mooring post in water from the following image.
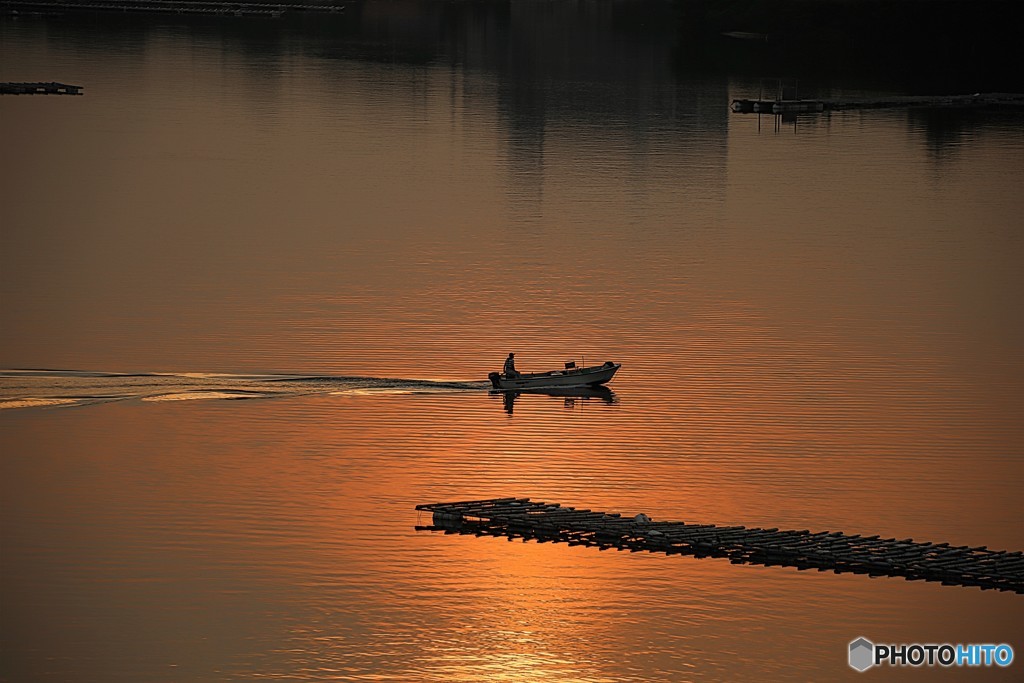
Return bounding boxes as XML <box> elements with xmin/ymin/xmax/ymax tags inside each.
<box><xmin>415</xmin><ymin>498</ymin><xmax>1024</xmax><ymax>594</ymax></box>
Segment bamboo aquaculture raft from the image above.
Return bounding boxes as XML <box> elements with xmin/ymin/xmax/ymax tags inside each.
<box><xmin>0</xmin><ymin>82</ymin><xmax>83</xmax><ymax>95</ymax></box>
<box><xmin>0</xmin><ymin>0</ymin><xmax>347</xmax><ymax>15</ymax></box>
<box><xmin>415</xmin><ymin>498</ymin><xmax>1024</xmax><ymax>594</ymax></box>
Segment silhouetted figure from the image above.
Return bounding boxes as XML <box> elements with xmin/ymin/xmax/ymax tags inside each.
<box><xmin>503</xmin><ymin>353</ymin><xmax>519</xmax><ymax>377</ymax></box>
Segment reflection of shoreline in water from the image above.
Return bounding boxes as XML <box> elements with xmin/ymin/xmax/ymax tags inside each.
<box><xmin>492</xmin><ymin>386</ymin><xmax>618</xmax><ymax>415</ymax></box>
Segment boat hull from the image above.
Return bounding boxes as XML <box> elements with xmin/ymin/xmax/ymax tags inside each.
<box><xmin>488</xmin><ymin>362</ymin><xmax>620</xmax><ymax>390</ymax></box>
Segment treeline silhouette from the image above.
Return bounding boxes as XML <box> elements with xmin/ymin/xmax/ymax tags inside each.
<box><xmin>674</xmin><ymin>0</ymin><xmax>1023</xmax><ymax>92</ymax></box>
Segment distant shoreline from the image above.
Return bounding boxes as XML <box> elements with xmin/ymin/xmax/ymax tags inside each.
<box><xmin>4</xmin><ymin>0</ymin><xmax>1020</xmax><ymax>92</ymax></box>
<box><xmin>674</xmin><ymin>0</ymin><xmax>1024</xmax><ymax>93</ymax></box>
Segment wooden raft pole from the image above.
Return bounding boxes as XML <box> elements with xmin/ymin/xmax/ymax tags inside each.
<box><xmin>415</xmin><ymin>498</ymin><xmax>1024</xmax><ymax>594</ymax></box>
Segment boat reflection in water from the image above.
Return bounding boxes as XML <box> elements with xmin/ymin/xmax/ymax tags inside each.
<box><xmin>492</xmin><ymin>385</ymin><xmax>618</xmax><ymax>415</ymax></box>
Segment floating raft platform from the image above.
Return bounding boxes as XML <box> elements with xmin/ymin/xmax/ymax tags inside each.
<box><xmin>731</xmin><ymin>99</ymin><xmax>823</xmax><ymax>114</ymax></box>
<box><xmin>730</xmin><ymin>92</ymin><xmax>1024</xmax><ymax>114</ymax></box>
<box><xmin>1</xmin><ymin>0</ymin><xmax>346</xmax><ymax>15</ymax></box>
<box><xmin>416</xmin><ymin>498</ymin><xmax>1024</xmax><ymax>594</ymax></box>
<box><xmin>0</xmin><ymin>82</ymin><xmax>83</xmax><ymax>95</ymax></box>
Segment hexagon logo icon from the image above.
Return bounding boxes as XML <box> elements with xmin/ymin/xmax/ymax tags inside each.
<box><xmin>849</xmin><ymin>637</ymin><xmax>875</xmax><ymax>672</ymax></box>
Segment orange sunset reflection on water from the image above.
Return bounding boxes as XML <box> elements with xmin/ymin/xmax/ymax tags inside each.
<box><xmin>2</xmin><ymin>360</ymin><xmax>1022</xmax><ymax>681</ymax></box>
<box><xmin>2</xmin><ymin>7</ymin><xmax>1023</xmax><ymax>681</ymax></box>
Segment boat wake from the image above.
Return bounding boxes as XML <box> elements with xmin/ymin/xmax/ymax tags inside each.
<box><xmin>0</xmin><ymin>369</ymin><xmax>490</xmax><ymax>411</ymax></box>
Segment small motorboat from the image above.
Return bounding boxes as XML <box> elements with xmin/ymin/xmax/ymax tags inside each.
<box><xmin>488</xmin><ymin>361</ymin><xmax>620</xmax><ymax>390</ymax></box>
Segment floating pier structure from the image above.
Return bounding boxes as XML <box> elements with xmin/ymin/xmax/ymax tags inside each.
<box><xmin>1</xmin><ymin>82</ymin><xmax>83</xmax><ymax>95</ymax></box>
<box><xmin>1</xmin><ymin>0</ymin><xmax>346</xmax><ymax>16</ymax></box>
<box><xmin>416</xmin><ymin>498</ymin><xmax>1024</xmax><ymax>594</ymax></box>
<box><xmin>731</xmin><ymin>92</ymin><xmax>1024</xmax><ymax>115</ymax></box>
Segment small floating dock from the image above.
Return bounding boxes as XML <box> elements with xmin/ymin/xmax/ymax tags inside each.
<box><xmin>1</xmin><ymin>0</ymin><xmax>346</xmax><ymax>16</ymax></box>
<box><xmin>416</xmin><ymin>498</ymin><xmax>1024</xmax><ymax>593</ymax></box>
<box><xmin>1</xmin><ymin>82</ymin><xmax>83</xmax><ymax>95</ymax></box>
<box><xmin>731</xmin><ymin>92</ymin><xmax>1024</xmax><ymax>115</ymax></box>
<box><xmin>731</xmin><ymin>99</ymin><xmax>823</xmax><ymax>114</ymax></box>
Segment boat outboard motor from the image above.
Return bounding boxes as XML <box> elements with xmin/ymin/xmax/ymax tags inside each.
<box><xmin>488</xmin><ymin>371</ymin><xmax>502</xmax><ymax>389</ymax></box>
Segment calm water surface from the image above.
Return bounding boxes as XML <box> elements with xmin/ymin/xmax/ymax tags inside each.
<box><xmin>2</xmin><ymin>4</ymin><xmax>1022</xmax><ymax>681</ymax></box>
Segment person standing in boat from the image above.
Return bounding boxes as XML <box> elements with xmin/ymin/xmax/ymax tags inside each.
<box><xmin>503</xmin><ymin>353</ymin><xmax>520</xmax><ymax>377</ymax></box>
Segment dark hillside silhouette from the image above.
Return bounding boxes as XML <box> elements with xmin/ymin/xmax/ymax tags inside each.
<box><xmin>674</xmin><ymin>0</ymin><xmax>1024</xmax><ymax>92</ymax></box>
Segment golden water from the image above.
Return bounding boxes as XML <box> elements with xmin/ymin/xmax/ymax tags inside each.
<box><xmin>2</xmin><ymin>6</ymin><xmax>1022</xmax><ymax>681</ymax></box>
